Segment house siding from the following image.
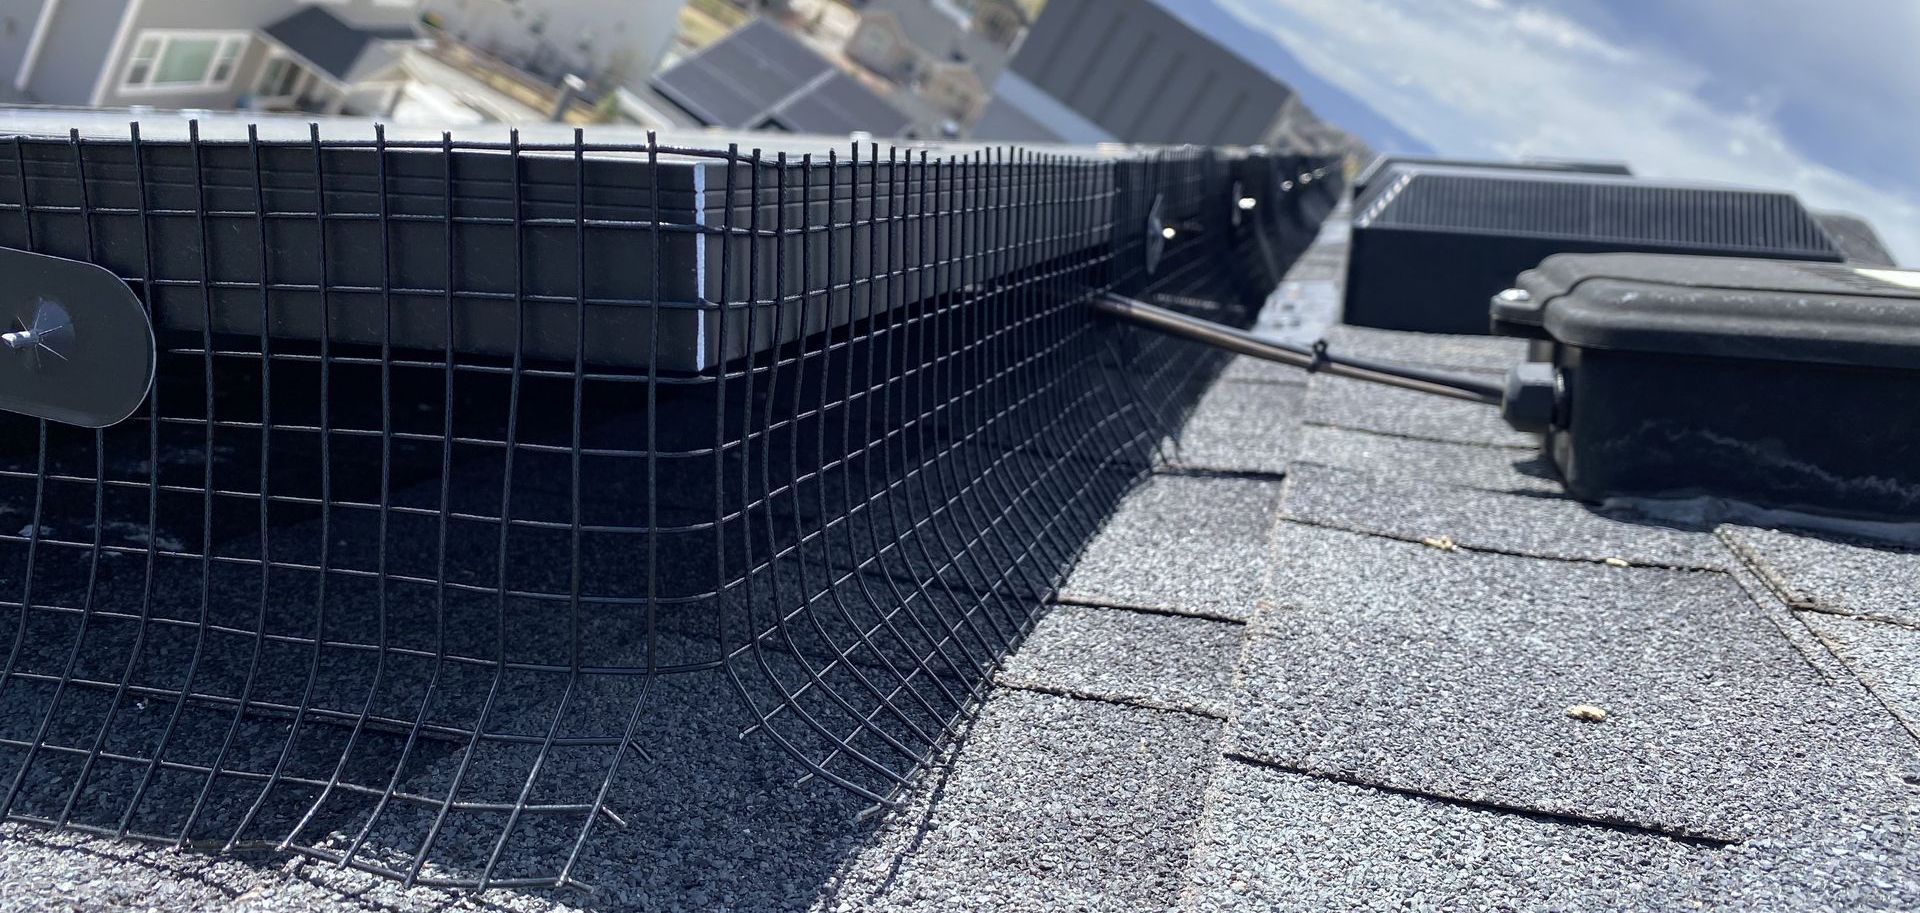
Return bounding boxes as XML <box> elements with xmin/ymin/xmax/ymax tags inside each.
<box><xmin>0</xmin><ymin>0</ymin><xmax>47</xmax><ymax>94</ymax></box>
<box><xmin>423</xmin><ymin>0</ymin><xmax>685</xmax><ymax>89</ymax></box>
<box><xmin>89</xmin><ymin>0</ymin><xmax>416</xmax><ymax>109</ymax></box>
<box><xmin>847</xmin><ymin>14</ymin><xmax>914</xmax><ymax>84</ymax></box>
<box><xmin>92</xmin><ymin>0</ymin><xmax>300</xmax><ymax>109</ymax></box>
<box><xmin>19</xmin><ymin>0</ymin><xmax>129</xmax><ymax>104</ymax></box>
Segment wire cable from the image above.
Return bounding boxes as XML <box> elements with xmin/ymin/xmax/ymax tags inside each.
<box><xmin>1091</xmin><ymin>293</ymin><xmax>1505</xmax><ymax>405</ymax></box>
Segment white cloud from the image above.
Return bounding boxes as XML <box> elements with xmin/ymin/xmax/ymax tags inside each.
<box><xmin>1220</xmin><ymin>0</ymin><xmax>1920</xmax><ymax>264</ymax></box>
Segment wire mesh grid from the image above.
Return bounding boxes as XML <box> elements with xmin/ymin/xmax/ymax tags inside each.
<box><xmin>0</xmin><ymin>120</ymin><xmax>1332</xmax><ymax>890</ymax></box>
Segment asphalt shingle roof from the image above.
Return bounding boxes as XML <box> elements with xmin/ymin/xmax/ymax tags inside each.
<box><xmin>1724</xmin><ymin>525</ymin><xmax>1920</xmax><ymax>623</ymax></box>
<box><xmin>1181</xmin><ymin>759</ymin><xmax>1711</xmax><ymax>913</ymax></box>
<box><xmin>1234</xmin><ymin>523</ymin><xmax>1905</xmax><ymax>842</ymax></box>
<box><xmin>1280</xmin><ymin>461</ymin><xmax>1730</xmax><ymax>569</ymax></box>
<box><xmin>996</xmin><ymin>603</ymin><xmax>1242</xmax><ymax>717</ymax></box>
<box><xmin>1163</xmin><ymin>379</ymin><xmax>1302</xmax><ymax>476</ymax></box>
<box><xmin>826</xmin><ymin>689</ymin><xmax>1221</xmax><ymax>913</ymax></box>
<box><xmin>1294</xmin><ymin>422</ymin><xmax>1567</xmax><ymax>495</ymax></box>
<box><xmin>1303</xmin><ymin>372</ymin><xmax>1535</xmax><ymax>448</ymax></box>
<box><xmin>263</xmin><ymin>6</ymin><xmax>418</xmax><ymax>84</ymax></box>
<box><xmin>1055</xmin><ymin>474</ymin><xmax>1285</xmax><ymax>622</ymax></box>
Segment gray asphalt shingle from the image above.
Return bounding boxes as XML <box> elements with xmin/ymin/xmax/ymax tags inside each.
<box><xmin>825</xmin><ymin>690</ymin><xmax>1219</xmax><ymax>913</ymax></box>
<box><xmin>1180</xmin><ymin>759</ymin><xmax>1710</xmax><ymax>913</ymax></box>
<box><xmin>1218</xmin><ymin>355</ymin><xmax>1308</xmax><ymax>386</ymax></box>
<box><xmin>1323</xmin><ymin>324</ymin><xmax>1528</xmax><ymax>375</ymax></box>
<box><xmin>1303</xmin><ymin>373</ymin><xmax>1536</xmax><ymax>448</ymax></box>
<box><xmin>1295</xmin><ymin>424</ymin><xmax>1564</xmax><ymax>495</ymax></box>
<box><xmin>1168</xmin><ymin>381</ymin><xmax>1303</xmax><ymax>476</ymax></box>
<box><xmin>1723</xmin><ymin>525</ymin><xmax>1920</xmax><ymax>623</ymax></box>
<box><xmin>997</xmin><ymin>603</ymin><xmax>1243</xmax><ymax>717</ymax></box>
<box><xmin>1233</xmin><ymin>522</ymin><xmax>1913</xmax><ymax>842</ymax></box>
<box><xmin>1280</xmin><ymin>462</ymin><xmax>1728</xmax><ymax>569</ymax></box>
<box><xmin>1802</xmin><ymin>612</ymin><xmax>1920</xmax><ymax>738</ymax></box>
<box><xmin>1058</xmin><ymin>475</ymin><xmax>1283</xmax><ymax>621</ymax></box>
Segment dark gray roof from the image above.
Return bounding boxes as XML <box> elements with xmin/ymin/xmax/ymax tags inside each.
<box><xmin>652</xmin><ymin>19</ymin><xmax>913</xmax><ymax>137</ymax></box>
<box><xmin>263</xmin><ymin>6</ymin><xmax>420</xmax><ymax>84</ymax></box>
<box><xmin>861</xmin><ymin>0</ymin><xmax>1007</xmax><ymax>78</ymax></box>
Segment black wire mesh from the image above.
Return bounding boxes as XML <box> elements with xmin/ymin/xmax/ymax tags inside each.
<box><xmin>0</xmin><ymin>120</ymin><xmax>1338</xmax><ymax>890</ymax></box>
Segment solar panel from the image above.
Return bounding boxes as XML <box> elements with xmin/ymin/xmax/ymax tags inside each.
<box><xmin>0</xmin><ymin>115</ymin><xmax>1344</xmax><ymax>891</ymax></box>
<box><xmin>1346</xmin><ymin>168</ymin><xmax>1844</xmax><ymax>333</ymax></box>
<box><xmin>777</xmin><ymin>73</ymin><xmax>913</xmax><ymax>136</ymax></box>
<box><xmin>652</xmin><ymin>19</ymin><xmax>912</xmax><ymax>136</ymax></box>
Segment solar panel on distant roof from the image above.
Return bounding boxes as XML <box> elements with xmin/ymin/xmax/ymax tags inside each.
<box><xmin>779</xmin><ymin>72</ymin><xmax>914</xmax><ymax>136</ymax></box>
<box><xmin>651</xmin><ymin>18</ymin><xmax>912</xmax><ymax>136</ymax></box>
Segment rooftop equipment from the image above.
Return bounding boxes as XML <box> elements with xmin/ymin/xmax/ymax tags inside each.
<box><xmin>1345</xmin><ymin>166</ymin><xmax>1846</xmax><ymax>335</ymax></box>
<box><xmin>1106</xmin><ymin>245</ymin><xmax>1920</xmax><ymax>523</ymax></box>
<box><xmin>0</xmin><ymin>112</ymin><xmax>1342</xmax><ymax>890</ymax></box>
<box><xmin>1350</xmin><ymin>154</ymin><xmax>1631</xmax><ymax>201</ymax></box>
<box><xmin>1493</xmin><ymin>253</ymin><xmax>1920</xmax><ymax>519</ymax></box>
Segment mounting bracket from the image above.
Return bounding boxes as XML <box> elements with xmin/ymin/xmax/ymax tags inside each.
<box><xmin>0</xmin><ymin>246</ymin><xmax>155</xmax><ymax>428</ymax></box>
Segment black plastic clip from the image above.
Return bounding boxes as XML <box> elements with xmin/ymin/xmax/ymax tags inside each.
<box><xmin>0</xmin><ymin>246</ymin><xmax>155</xmax><ymax>428</ymax></box>
<box><xmin>1307</xmin><ymin>339</ymin><xmax>1330</xmax><ymax>374</ymax></box>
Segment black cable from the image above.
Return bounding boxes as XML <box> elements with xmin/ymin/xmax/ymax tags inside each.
<box><xmin>1091</xmin><ymin>293</ymin><xmax>1505</xmax><ymax>406</ymax></box>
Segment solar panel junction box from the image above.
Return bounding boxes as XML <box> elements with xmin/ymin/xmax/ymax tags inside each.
<box><xmin>1494</xmin><ymin>253</ymin><xmax>1920</xmax><ymax>520</ymax></box>
<box><xmin>1345</xmin><ymin>167</ymin><xmax>1845</xmax><ymax>336</ymax></box>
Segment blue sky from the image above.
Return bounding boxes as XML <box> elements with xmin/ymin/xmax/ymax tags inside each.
<box><xmin>1217</xmin><ymin>0</ymin><xmax>1920</xmax><ymax>264</ymax></box>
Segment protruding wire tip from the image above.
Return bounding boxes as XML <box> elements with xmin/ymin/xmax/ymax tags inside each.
<box><xmin>1236</xmin><ymin>196</ymin><xmax>1258</xmax><ymax>210</ymax></box>
<box><xmin>1160</xmin><ymin>226</ymin><xmax>1177</xmax><ymax>240</ymax></box>
<box><xmin>4</xmin><ymin>299</ymin><xmax>72</xmax><ymax>362</ymax></box>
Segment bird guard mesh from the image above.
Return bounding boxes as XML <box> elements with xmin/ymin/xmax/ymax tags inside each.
<box><xmin>0</xmin><ymin>117</ymin><xmax>1340</xmax><ymax>889</ymax></box>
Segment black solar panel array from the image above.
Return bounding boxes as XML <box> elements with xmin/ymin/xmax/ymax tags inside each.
<box><xmin>1361</xmin><ymin>171</ymin><xmax>1837</xmax><ymax>255</ymax></box>
<box><xmin>653</xmin><ymin>20</ymin><xmax>913</xmax><ymax>137</ymax></box>
<box><xmin>0</xmin><ymin>120</ymin><xmax>1339</xmax><ymax>890</ymax></box>
<box><xmin>1347</xmin><ymin>167</ymin><xmax>1844</xmax><ymax>334</ymax></box>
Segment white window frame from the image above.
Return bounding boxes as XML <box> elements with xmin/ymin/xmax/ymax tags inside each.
<box><xmin>252</xmin><ymin>51</ymin><xmax>309</xmax><ymax>102</ymax></box>
<box><xmin>119</xmin><ymin>30</ymin><xmax>250</xmax><ymax>95</ymax></box>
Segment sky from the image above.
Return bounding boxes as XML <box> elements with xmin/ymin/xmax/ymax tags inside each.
<box><xmin>1216</xmin><ymin>0</ymin><xmax>1920</xmax><ymax>265</ymax></box>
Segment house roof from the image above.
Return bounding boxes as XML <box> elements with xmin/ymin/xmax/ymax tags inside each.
<box><xmin>652</xmin><ymin>18</ymin><xmax>913</xmax><ymax>136</ymax></box>
<box><xmin>262</xmin><ymin>5</ymin><xmax>423</xmax><ymax>85</ymax></box>
<box><xmin>2</xmin><ymin>181</ymin><xmax>1918</xmax><ymax>913</ymax></box>
<box><xmin>861</xmin><ymin>0</ymin><xmax>1007</xmax><ymax>78</ymax></box>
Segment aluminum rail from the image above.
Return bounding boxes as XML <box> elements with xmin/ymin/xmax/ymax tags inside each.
<box><xmin>1092</xmin><ymin>292</ymin><xmax>1505</xmax><ymax>405</ymax></box>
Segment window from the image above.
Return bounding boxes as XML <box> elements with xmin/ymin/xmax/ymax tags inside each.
<box><xmin>255</xmin><ymin>54</ymin><xmax>303</xmax><ymax>99</ymax></box>
<box><xmin>122</xmin><ymin>32</ymin><xmax>248</xmax><ymax>93</ymax></box>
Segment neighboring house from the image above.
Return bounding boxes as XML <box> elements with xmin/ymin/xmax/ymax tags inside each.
<box><xmin>602</xmin><ymin>84</ymin><xmax>705</xmax><ymax>131</ymax></box>
<box><xmin>422</xmin><ymin>0</ymin><xmax>687</xmax><ymax>91</ymax></box>
<box><xmin>844</xmin><ymin>0</ymin><xmax>1022</xmax><ymax>124</ymax></box>
<box><xmin>1</xmin><ymin>0</ymin><xmax>425</xmax><ymax>115</ymax></box>
<box><xmin>968</xmin><ymin>0</ymin><xmax>1027</xmax><ymax>50</ymax></box>
<box><xmin>970</xmin><ymin>0</ymin><xmax>1389</xmax><ymax>154</ymax></box>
